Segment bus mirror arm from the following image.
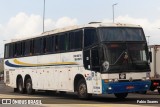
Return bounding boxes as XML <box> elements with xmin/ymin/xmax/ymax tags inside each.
<box><xmin>149</xmin><ymin>51</ymin><xmax>152</xmax><ymax>63</ymax></box>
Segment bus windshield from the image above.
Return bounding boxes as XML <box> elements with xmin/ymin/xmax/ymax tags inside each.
<box><xmin>103</xmin><ymin>43</ymin><xmax>150</xmax><ymax>73</ymax></box>
<box><xmin>98</xmin><ymin>27</ymin><xmax>145</xmax><ymax>41</ymax></box>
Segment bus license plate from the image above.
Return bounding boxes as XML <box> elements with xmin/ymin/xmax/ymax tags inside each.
<box><xmin>126</xmin><ymin>86</ymin><xmax>134</xmax><ymax>89</ymax></box>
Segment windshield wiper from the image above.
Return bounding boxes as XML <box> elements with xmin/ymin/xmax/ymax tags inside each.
<box><xmin>113</xmin><ymin>51</ymin><xmax>126</xmax><ymax>65</ymax></box>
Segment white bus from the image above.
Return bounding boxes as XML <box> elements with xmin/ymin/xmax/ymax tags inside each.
<box><xmin>4</xmin><ymin>22</ymin><xmax>151</xmax><ymax>99</ymax></box>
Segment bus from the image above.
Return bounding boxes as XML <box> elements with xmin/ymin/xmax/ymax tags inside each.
<box><xmin>4</xmin><ymin>22</ymin><xmax>151</xmax><ymax>99</ymax></box>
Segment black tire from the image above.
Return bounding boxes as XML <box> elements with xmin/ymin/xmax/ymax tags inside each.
<box><xmin>114</xmin><ymin>93</ymin><xmax>128</xmax><ymax>99</ymax></box>
<box><xmin>46</xmin><ymin>90</ymin><xmax>56</xmax><ymax>95</ymax></box>
<box><xmin>59</xmin><ymin>91</ymin><xmax>66</xmax><ymax>94</ymax></box>
<box><xmin>150</xmin><ymin>87</ymin><xmax>155</xmax><ymax>91</ymax></box>
<box><xmin>139</xmin><ymin>91</ymin><xmax>147</xmax><ymax>94</ymax></box>
<box><xmin>14</xmin><ymin>88</ymin><xmax>18</xmax><ymax>92</ymax></box>
<box><xmin>158</xmin><ymin>89</ymin><xmax>160</xmax><ymax>94</ymax></box>
<box><xmin>25</xmin><ymin>78</ymin><xmax>35</xmax><ymax>95</ymax></box>
<box><xmin>77</xmin><ymin>79</ymin><xmax>92</xmax><ymax>99</ymax></box>
<box><xmin>17</xmin><ymin>78</ymin><xmax>24</xmax><ymax>94</ymax></box>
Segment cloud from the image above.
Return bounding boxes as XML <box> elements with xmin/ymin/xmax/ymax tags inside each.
<box><xmin>0</xmin><ymin>12</ymin><xmax>78</xmax><ymax>56</ymax></box>
<box><xmin>102</xmin><ymin>15</ymin><xmax>160</xmax><ymax>45</ymax></box>
<box><xmin>0</xmin><ymin>12</ymin><xmax>78</xmax><ymax>40</ymax></box>
<box><xmin>157</xmin><ymin>7</ymin><xmax>160</xmax><ymax>11</ymax></box>
<box><xmin>1</xmin><ymin>13</ymin><xmax>160</xmax><ymax>57</ymax></box>
<box><xmin>55</xmin><ymin>17</ymin><xmax>77</xmax><ymax>28</ymax></box>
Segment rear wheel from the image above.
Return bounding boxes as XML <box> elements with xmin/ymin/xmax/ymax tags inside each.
<box><xmin>114</xmin><ymin>93</ymin><xmax>128</xmax><ymax>99</ymax></box>
<box><xmin>77</xmin><ymin>79</ymin><xmax>92</xmax><ymax>99</ymax></box>
<box><xmin>25</xmin><ymin>78</ymin><xmax>35</xmax><ymax>94</ymax></box>
<box><xmin>17</xmin><ymin>78</ymin><xmax>24</xmax><ymax>94</ymax></box>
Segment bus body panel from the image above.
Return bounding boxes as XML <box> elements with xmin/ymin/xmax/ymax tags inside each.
<box><xmin>101</xmin><ymin>73</ymin><xmax>151</xmax><ymax>94</ymax></box>
<box><xmin>4</xmin><ymin>23</ymin><xmax>151</xmax><ymax>98</ymax></box>
<box><xmin>4</xmin><ymin>51</ymin><xmax>96</xmax><ymax>93</ymax></box>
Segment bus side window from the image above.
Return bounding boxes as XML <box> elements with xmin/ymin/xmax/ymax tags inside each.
<box><xmin>4</xmin><ymin>44</ymin><xmax>9</xmax><ymax>58</ymax></box>
<box><xmin>58</xmin><ymin>34</ymin><xmax>67</xmax><ymax>52</ymax></box>
<box><xmin>84</xmin><ymin>28</ymin><xmax>98</xmax><ymax>48</ymax></box>
<box><xmin>13</xmin><ymin>43</ymin><xmax>17</xmax><ymax>57</ymax></box>
<box><xmin>9</xmin><ymin>44</ymin><xmax>14</xmax><ymax>58</ymax></box>
<box><xmin>42</xmin><ymin>37</ymin><xmax>46</xmax><ymax>53</ymax></box>
<box><xmin>74</xmin><ymin>30</ymin><xmax>82</xmax><ymax>50</ymax></box>
<box><xmin>45</xmin><ymin>36</ymin><xmax>54</xmax><ymax>53</ymax></box>
<box><xmin>30</xmin><ymin>40</ymin><xmax>33</xmax><ymax>56</ymax></box>
<box><xmin>69</xmin><ymin>30</ymin><xmax>82</xmax><ymax>51</ymax></box>
<box><xmin>24</xmin><ymin>40</ymin><xmax>33</xmax><ymax>56</ymax></box>
<box><xmin>33</xmin><ymin>38</ymin><xmax>42</xmax><ymax>55</ymax></box>
<box><xmin>16</xmin><ymin>42</ymin><xmax>22</xmax><ymax>57</ymax></box>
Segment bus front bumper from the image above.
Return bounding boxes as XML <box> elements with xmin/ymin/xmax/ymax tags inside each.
<box><xmin>102</xmin><ymin>80</ymin><xmax>151</xmax><ymax>94</ymax></box>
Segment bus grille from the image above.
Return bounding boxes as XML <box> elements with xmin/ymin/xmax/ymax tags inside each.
<box><xmin>118</xmin><ymin>79</ymin><xmax>142</xmax><ymax>82</ymax></box>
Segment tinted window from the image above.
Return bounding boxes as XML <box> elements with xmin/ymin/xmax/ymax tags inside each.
<box><xmin>84</xmin><ymin>28</ymin><xmax>98</xmax><ymax>47</ymax></box>
<box><xmin>98</xmin><ymin>27</ymin><xmax>145</xmax><ymax>41</ymax></box>
<box><xmin>69</xmin><ymin>30</ymin><xmax>82</xmax><ymax>50</ymax></box>
<box><xmin>91</xmin><ymin>47</ymin><xmax>100</xmax><ymax>71</ymax></box>
<box><xmin>9</xmin><ymin>44</ymin><xmax>14</xmax><ymax>58</ymax></box>
<box><xmin>34</xmin><ymin>38</ymin><xmax>42</xmax><ymax>54</ymax></box>
<box><xmin>16</xmin><ymin>42</ymin><xmax>22</xmax><ymax>56</ymax></box>
<box><xmin>59</xmin><ymin>34</ymin><xmax>66</xmax><ymax>51</ymax></box>
<box><xmin>4</xmin><ymin>44</ymin><xmax>9</xmax><ymax>58</ymax></box>
<box><xmin>4</xmin><ymin>29</ymin><xmax>84</xmax><ymax>58</ymax></box>
<box><xmin>69</xmin><ymin>32</ymin><xmax>75</xmax><ymax>50</ymax></box>
<box><xmin>21</xmin><ymin>42</ymin><xmax>25</xmax><ymax>56</ymax></box>
<box><xmin>13</xmin><ymin>43</ymin><xmax>17</xmax><ymax>57</ymax></box>
<box><xmin>55</xmin><ymin>34</ymin><xmax>68</xmax><ymax>52</ymax></box>
<box><xmin>45</xmin><ymin>36</ymin><xmax>54</xmax><ymax>53</ymax></box>
<box><xmin>75</xmin><ymin>30</ymin><xmax>82</xmax><ymax>49</ymax></box>
<box><xmin>24</xmin><ymin>40</ymin><xmax>33</xmax><ymax>56</ymax></box>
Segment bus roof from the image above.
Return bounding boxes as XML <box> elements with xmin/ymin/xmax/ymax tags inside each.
<box><xmin>6</xmin><ymin>22</ymin><xmax>142</xmax><ymax>43</ymax></box>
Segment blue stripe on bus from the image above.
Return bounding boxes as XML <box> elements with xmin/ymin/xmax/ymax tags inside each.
<box><xmin>5</xmin><ymin>60</ymin><xmax>30</xmax><ymax>67</ymax></box>
<box><xmin>5</xmin><ymin>60</ymin><xmax>77</xmax><ymax>68</ymax></box>
<box><xmin>102</xmin><ymin>80</ymin><xmax>151</xmax><ymax>94</ymax></box>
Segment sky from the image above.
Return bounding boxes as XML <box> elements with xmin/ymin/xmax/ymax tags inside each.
<box><xmin>0</xmin><ymin>0</ymin><xmax>160</xmax><ymax>57</ymax></box>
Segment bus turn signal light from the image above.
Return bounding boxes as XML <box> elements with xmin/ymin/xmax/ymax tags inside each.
<box><xmin>153</xmin><ymin>82</ymin><xmax>159</xmax><ymax>86</ymax></box>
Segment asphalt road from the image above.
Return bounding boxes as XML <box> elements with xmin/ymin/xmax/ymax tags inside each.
<box><xmin>0</xmin><ymin>81</ymin><xmax>160</xmax><ymax>107</ymax></box>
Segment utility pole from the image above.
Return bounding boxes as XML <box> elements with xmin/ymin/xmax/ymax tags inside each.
<box><xmin>112</xmin><ymin>3</ymin><xmax>118</xmax><ymax>23</ymax></box>
<box><xmin>43</xmin><ymin>0</ymin><xmax>46</xmax><ymax>33</ymax></box>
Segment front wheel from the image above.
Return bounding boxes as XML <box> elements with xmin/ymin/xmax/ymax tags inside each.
<box><xmin>158</xmin><ymin>89</ymin><xmax>160</xmax><ymax>94</ymax></box>
<box><xmin>77</xmin><ymin>79</ymin><xmax>92</xmax><ymax>99</ymax></box>
<box><xmin>25</xmin><ymin>78</ymin><xmax>35</xmax><ymax>95</ymax></box>
<box><xmin>139</xmin><ymin>91</ymin><xmax>147</xmax><ymax>94</ymax></box>
<box><xmin>114</xmin><ymin>93</ymin><xmax>128</xmax><ymax>99</ymax></box>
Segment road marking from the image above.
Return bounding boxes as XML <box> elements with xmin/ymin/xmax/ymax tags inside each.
<box><xmin>78</xmin><ymin>104</ymin><xmax>112</xmax><ymax>107</ymax></box>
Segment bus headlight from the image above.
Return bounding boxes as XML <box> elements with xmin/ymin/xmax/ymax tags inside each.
<box><xmin>104</xmin><ymin>79</ymin><xmax>113</xmax><ymax>83</ymax></box>
<box><xmin>104</xmin><ymin>79</ymin><xmax>118</xmax><ymax>83</ymax></box>
<box><xmin>108</xmin><ymin>87</ymin><xmax>112</xmax><ymax>90</ymax></box>
<box><xmin>145</xmin><ymin>85</ymin><xmax>148</xmax><ymax>88</ymax></box>
<box><xmin>142</xmin><ymin>77</ymin><xmax>150</xmax><ymax>81</ymax></box>
<box><xmin>142</xmin><ymin>77</ymin><xmax>146</xmax><ymax>81</ymax></box>
<box><xmin>146</xmin><ymin>77</ymin><xmax>150</xmax><ymax>80</ymax></box>
<box><xmin>114</xmin><ymin>78</ymin><xmax>119</xmax><ymax>82</ymax></box>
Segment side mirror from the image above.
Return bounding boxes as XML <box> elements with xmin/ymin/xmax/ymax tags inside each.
<box><xmin>149</xmin><ymin>51</ymin><xmax>152</xmax><ymax>62</ymax></box>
